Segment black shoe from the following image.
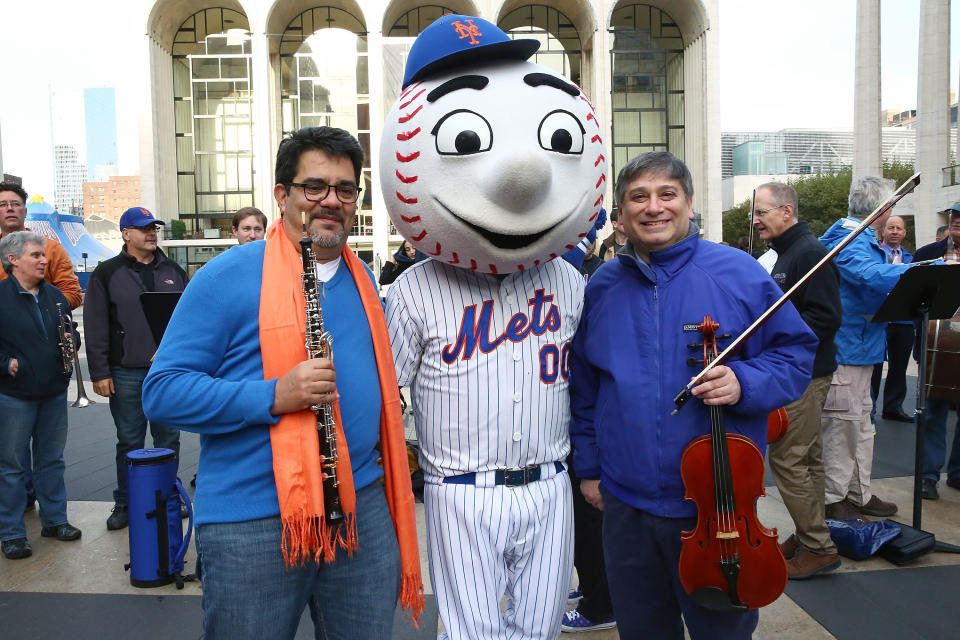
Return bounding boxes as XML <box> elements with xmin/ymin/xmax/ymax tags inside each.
<box><xmin>2</xmin><ymin>537</ymin><xmax>32</xmax><ymax>559</ymax></box>
<box><xmin>41</xmin><ymin>523</ymin><xmax>82</xmax><ymax>541</ymax></box>
<box><xmin>107</xmin><ymin>505</ymin><xmax>129</xmax><ymax>530</ymax></box>
<box><xmin>882</xmin><ymin>410</ymin><xmax>914</xmax><ymax>423</ymax></box>
<box><xmin>24</xmin><ymin>493</ymin><xmax>36</xmax><ymax>513</ymax></box>
<box><xmin>946</xmin><ymin>477</ymin><xmax>960</xmax><ymax>491</ymax></box>
<box><xmin>922</xmin><ymin>479</ymin><xmax>939</xmax><ymax>500</ymax></box>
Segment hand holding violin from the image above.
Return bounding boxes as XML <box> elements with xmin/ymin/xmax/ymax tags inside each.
<box><xmin>690</xmin><ymin>366</ymin><xmax>741</xmax><ymax>406</ymax></box>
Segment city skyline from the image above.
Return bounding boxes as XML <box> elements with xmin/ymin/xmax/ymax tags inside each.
<box><xmin>1</xmin><ymin>0</ymin><xmax>957</xmax><ymax>202</ymax></box>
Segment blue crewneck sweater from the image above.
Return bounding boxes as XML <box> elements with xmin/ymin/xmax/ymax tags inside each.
<box><xmin>143</xmin><ymin>240</ymin><xmax>383</xmax><ymax>525</ymax></box>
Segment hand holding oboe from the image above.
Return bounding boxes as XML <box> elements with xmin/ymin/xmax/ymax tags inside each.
<box><xmin>271</xmin><ymin>358</ymin><xmax>339</xmax><ymax>415</ymax></box>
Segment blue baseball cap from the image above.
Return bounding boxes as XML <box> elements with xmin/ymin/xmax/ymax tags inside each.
<box><xmin>402</xmin><ymin>14</ymin><xmax>540</xmax><ymax>89</ymax></box>
<box><xmin>119</xmin><ymin>207</ymin><xmax>165</xmax><ymax>230</ymax></box>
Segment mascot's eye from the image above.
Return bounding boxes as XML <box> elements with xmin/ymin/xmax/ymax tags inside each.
<box><xmin>432</xmin><ymin>110</ymin><xmax>493</xmax><ymax>155</ymax></box>
<box><xmin>537</xmin><ymin>110</ymin><xmax>585</xmax><ymax>154</ymax></box>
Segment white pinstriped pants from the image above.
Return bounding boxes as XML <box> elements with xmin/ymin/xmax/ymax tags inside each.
<box><xmin>424</xmin><ymin>470</ymin><xmax>573</xmax><ymax>640</ymax></box>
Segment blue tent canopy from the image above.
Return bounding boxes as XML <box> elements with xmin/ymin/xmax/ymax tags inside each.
<box><xmin>25</xmin><ymin>197</ymin><xmax>115</xmax><ymax>268</ymax></box>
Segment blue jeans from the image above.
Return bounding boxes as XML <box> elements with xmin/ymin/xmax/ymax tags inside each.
<box><xmin>109</xmin><ymin>366</ymin><xmax>180</xmax><ymax>506</ymax></box>
<box><xmin>922</xmin><ymin>399</ymin><xmax>960</xmax><ymax>483</ymax></box>
<box><xmin>0</xmin><ymin>391</ymin><xmax>69</xmax><ymax>541</ymax></box>
<box><xmin>195</xmin><ymin>482</ymin><xmax>401</xmax><ymax>640</ymax></box>
<box><xmin>601</xmin><ymin>486</ymin><xmax>758</xmax><ymax>640</ymax></box>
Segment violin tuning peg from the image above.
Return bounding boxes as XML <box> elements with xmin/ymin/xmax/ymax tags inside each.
<box><xmin>686</xmin><ymin>357</ymin><xmax>701</xmax><ymax>367</ymax></box>
<box><xmin>719</xmin><ymin>334</ymin><xmax>731</xmax><ymax>340</ymax></box>
<box><xmin>688</xmin><ymin>343</ymin><xmax>701</xmax><ymax>350</ymax></box>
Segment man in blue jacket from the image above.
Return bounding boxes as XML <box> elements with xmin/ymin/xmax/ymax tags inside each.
<box><xmin>818</xmin><ymin>177</ymin><xmax>915</xmax><ymax>520</ymax></box>
<box><xmin>570</xmin><ymin>152</ymin><xmax>817</xmax><ymax>639</ymax></box>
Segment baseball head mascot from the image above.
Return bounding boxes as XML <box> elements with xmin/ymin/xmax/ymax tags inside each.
<box><xmin>381</xmin><ymin>14</ymin><xmax>607</xmax><ymax>638</ymax></box>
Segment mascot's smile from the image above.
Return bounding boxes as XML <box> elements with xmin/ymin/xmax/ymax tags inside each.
<box><xmin>434</xmin><ymin>193</ymin><xmax>591</xmax><ymax>250</ymax></box>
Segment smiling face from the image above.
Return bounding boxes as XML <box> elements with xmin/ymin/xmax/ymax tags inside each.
<box><xmin>0</xmin><ymin>190</ymin><xmax>27</xmax><ymax>235</ymax></box>
<box><xmin>380</xmin><ymin>60</ymin><xmax>606</xmax><ymax>273</ymax></box>
<box><xmin>620</xmin><ymin>170</ymin><xmax>694</xmax><ymax>259</ymax></box>
<box><xmin>883</xmin><ymin>215</ymin><xmax>906</xmax><ymax>248</ymax></box>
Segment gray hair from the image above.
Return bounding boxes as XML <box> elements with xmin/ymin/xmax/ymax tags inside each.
<box><xmin>0</xmin><ymin>231</ymin><xmax>46</xmax><ymax>274</ymax></box>
<box><xmin>756</xmin><ymin>182</ymin><xmax>799</xmax><ymax>219</ymax></box>
<box><xmin>615</xmin><ymin>152</ymin><xmax>694</xmax><ymax>207</ymax></box>
<box><xmin>848</xmin><ymin>176</ymin><xmax>894</xmax><ymax>219</ymax></box>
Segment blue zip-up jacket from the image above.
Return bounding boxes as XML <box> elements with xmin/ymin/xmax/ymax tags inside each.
<box><xmin>819</xmin><ymin>218</ymin><xmax>912</xmax><ymax>364</ymax></box>
<box><xmin>569</xmin><ymin>232</ymin><xmax>817</xmax><ymax>518</ymax></box>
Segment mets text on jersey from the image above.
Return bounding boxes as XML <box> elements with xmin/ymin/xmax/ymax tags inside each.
<box><xmin>441</xmin><ymin>288</ymin><xmax>570</xmax><ymax>383</ymax></box>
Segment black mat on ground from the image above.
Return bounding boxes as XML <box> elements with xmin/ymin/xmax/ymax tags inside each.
<box><xmin>0</xmin><ymin>592</ymin><xmax>437</xmax><ymax>640</ymax></box>
<box><xmin>785</xmin><ymin>564</ymin><xmax>959</xmax><ymax>640</ymax></box>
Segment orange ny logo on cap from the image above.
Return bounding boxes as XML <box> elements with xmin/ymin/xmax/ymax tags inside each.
<box><xmin>452</xmin><ymin>19</ymin><xmax>482</xmax><ymax>45</ymax></box>
<box><xmin>140</xmin><ymin>208</ymin><xmax>150</xmax><ymax>216</ymax></box>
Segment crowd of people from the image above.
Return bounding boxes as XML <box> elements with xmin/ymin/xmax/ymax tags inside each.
<box><xmin>1</xmin><ymin>14</ymin><xmax>959</xmax><ymax>640</ymax></box>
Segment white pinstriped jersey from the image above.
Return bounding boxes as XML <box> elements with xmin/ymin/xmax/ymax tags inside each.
<box><xmin>386</xmin><ymin>258</ymin><xmax>585</xmax><ymax>478</ymax></box>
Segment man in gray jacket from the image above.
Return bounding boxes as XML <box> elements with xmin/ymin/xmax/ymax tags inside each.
<box><xmin>84</xmin><ymin>207</ymin><xmax>187</xmax><ymax>530</ymax></box>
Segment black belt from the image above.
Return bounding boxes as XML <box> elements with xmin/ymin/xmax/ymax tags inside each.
<box><xmin>443</xmin><ymin>461</ymin><xmax>565</xmax><ymax>487</ymax></box>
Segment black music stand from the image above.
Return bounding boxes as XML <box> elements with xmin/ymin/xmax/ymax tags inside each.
<box><xmin>872</xmin><ymin>264</ymin><xmax>960</xmax><ymax>556</ymax></box>
<box><xmin>140</xmin><ymin>291</ymin><xmax>182</xmax><ymax>346</ymax></box>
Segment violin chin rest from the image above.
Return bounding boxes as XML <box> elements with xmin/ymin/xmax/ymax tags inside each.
<box><xmin>690</xmin><ymin>587</ymin><xmax>749</xmax><ymax>612</ymax></box>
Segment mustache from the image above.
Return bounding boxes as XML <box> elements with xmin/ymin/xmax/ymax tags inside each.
<box><xmin>309</xmin><ymin>209</ymin><xmax>344</xmax><ymax>224</ymax></box>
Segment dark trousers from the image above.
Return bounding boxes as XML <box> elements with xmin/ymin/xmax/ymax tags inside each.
<box><xmin>871</xmin><ymin>323</ymin><xmax>915</xmax><ymax>416</ymax></box>
<box><xmin>109</xmin><ymin>366</ymin><xmax>180</xmax><ymax>506</ymax></box>
<box><xmin>601</xmin><ymin>487</ymin><xmax>758</xmax><ymax>640</ymax></box>
<box><xmin>567</xmin><ymin>453</ymin><xmax>613</xmax><ymax>620</ymax></box>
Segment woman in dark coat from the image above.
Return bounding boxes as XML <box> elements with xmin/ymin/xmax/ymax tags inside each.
<box><xmin>379</xmin><ymin>240</ymin><xmax>427</xmax><ymax>286</ymax></box>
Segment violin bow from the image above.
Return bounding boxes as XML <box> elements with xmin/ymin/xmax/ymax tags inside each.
<box><xmin>672</xmin><ymin>172</ymin><xmax>921</xmax><ymax>415</ymax></box>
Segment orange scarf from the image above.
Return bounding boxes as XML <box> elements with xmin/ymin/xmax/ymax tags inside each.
<box><xmin>259</xmin><ymin>221</ymin><xmax>424</xmax><ymax>622</ymax></box>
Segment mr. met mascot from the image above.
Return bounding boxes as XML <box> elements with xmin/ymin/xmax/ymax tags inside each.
<box><xmin>382</xmin><ymin>15</ymin><xmax>607</xmax><ymax>639</ymax></box>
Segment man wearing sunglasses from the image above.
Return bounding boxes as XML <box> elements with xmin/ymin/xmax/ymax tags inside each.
<box><xmin>84</xmin><ymin>207</ymin><xmax>187</xmax><ymax>530</ymax></box>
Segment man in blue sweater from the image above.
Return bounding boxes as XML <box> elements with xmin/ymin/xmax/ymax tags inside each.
<box><xmin>143</xmin><ymin>127</ymin><xmax>421</xmax><ymax>639</ymax></box>
<box><xmin>570</xmin><ymin>152</ymin><xmax>817</xmax><ymax>639</ymax></box>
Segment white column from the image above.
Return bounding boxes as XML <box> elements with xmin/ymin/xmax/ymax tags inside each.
<box><xmin>703</xmin><ymin>0</ymin><xmax>722</xmax><ymax>241</ymax></box>
<box><xmin>141</xmin><ymin>36</ymin><xmax>178</xmax><ymax>222</ymax></box>
<box><xmin>251</xmin><ymin>29</ymin><xmax>277</xmax><ymax>222</ymax></box>
<box><xmin>915</xmin><ymin>0</ymin><xmax>951</xmax><ymax>244</ymax></box>
<box><xmin>369</xmin><ymin>30</ymin><xmax>390</xmax><ymax>270</ymax></box>
<box><xmin>852</xmin><ymin>0</ymin><xmax>881</xmax><ymax>181</ymax></box>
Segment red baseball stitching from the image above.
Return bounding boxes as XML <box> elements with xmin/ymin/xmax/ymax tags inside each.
<box><xmin>578</xmin><ymin>233</ymin><xmax>587</xmax><ymax>238</ymax></box>
<box><xmin>399</xmin><ymin>82</ymin><xmax>422</xmax><ymax>101</ymax></box>
<box><xmin>591</xmin><ymin>135</ymin><xmax>602</xmax><ymax>144</ymax></box>
<box><xmin>398</xmin><ymin>105</ymin><xmax>423</xmax><ymax>123</ymax></box>
<box><xmin>399</xmin><ymin>89</ymin><xmax>426</xmax><ymax>110</ymax></box>
<box><xmin>411</xmin><ymin>230</ymin><xmax>427</xmax><ymax>241</ymax></box>
<box><xmin>396</xmin><ymin>192</ymin><xmax>417</xmax><ymax>204</ymax></box>
<box><xmin>595</xmin><ymin>175</ymin><xmax>606</xmax><ymax>188</ymax></box>
<box><xmin>395</xmin><ymin>170</ymin><xmax>417</xmax><ymax>184</ymax></box>
<box><xmin>468</xmin><ymin>259</ymin><xmax>478</xmax><ymax>271</ymax></box>
<box><xmin>517</xmin><ymin>264</ymin><xmax>525</xmax><ymax>271</ymax></box>
<box><xmin>400</xmin><ymin>215</ymin><xmax>420</xmax><ymax>223</ymax></box>
<box><xmin>448</xmin><ymin>252</ymin><xmax>460</xmax><ymax>265</ymax></box>
<box><xmin>565</xmin><ymin>244</ymin><xmax>574</xmax><ymax>250</ymax></box>
<box><xmin>396</xmin><ymin>151</ymin><xmax>420</xmax><ymax>163</ymax></box>
<box><xmin>589</xmin><ymin>211</ymin><xmax>599</xmax><ymax>222</ymax></box>
<box><xmin>594</xmin><ymin>154</ymin><xmax>605</xmax><ymax>167</ymax></box>
<box><xmin>594</xmin><ymin>195</ymin><xmax>604</xmax><ymax>207</ymax></box>
<box><xmin>428</xmin><ymin>243</ymin><xmax>442</xmax><ymax>256</ymax></box>
<box><xmin>488</xmin><ymin>264</ymin><xmax>498</xmax><ymax>274</ymax></box>
<box><xmin>397</xmin><ymin>127</ymin><xmax>421</xmax><ymax>141</ymax></box>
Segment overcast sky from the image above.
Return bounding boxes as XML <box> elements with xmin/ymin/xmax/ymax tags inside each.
<box><xmin>1</xmin><ymin>0</ymin><xmax>957</xmax><ymax>200</ymax></box>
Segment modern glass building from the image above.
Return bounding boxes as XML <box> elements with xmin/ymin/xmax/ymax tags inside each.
<box><xmin>142</xmin><ymin>0</ymin><xmax>722</xmax><ymax>270</ymax></box>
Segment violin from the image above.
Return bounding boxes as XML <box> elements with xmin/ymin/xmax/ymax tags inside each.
<box><xmin>678</xmin><ymin>315</ymin><xmax>787</xmax><ymax>611</ymax></box>
<box><xmin>767</xmin><ymin>407</ymin><xmax>788</xmax><ymax>444</ymax></box>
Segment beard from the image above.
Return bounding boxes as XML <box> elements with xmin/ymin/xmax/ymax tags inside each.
<box><xmin>305</xmin><ymin>208</ymin><xmax>347</xmax><ymax>248</ymax></box>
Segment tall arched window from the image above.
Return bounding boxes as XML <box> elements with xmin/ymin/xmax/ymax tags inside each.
<box><xmin>173</xmin><ymin>8</ymin><xmax>255</xmax><ymax>237</ymax></box>
<box><xmin>609</xmin><ymin>4</ymin><xmax>685</xmax><ymax>178</ymax></box>
<box><xmin>387</xmin><ymin>5</ymin><xmax>455</xmax><ymax>36</ymax></box>
<box><xmin>280</xmin><ymin>7</ymin><xmax>372</xmax><ymax>237</ymax></box>
<box><xmin>499</xmin><ymin>5</ymin><xmax>581</xmax><ymax>84</ymax></box>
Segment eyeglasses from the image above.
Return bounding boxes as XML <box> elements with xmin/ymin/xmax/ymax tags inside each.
<box><xmin>0</xmin><ymin>201</ymin><xmax>24</xmax><ymax>209</ymax></box>
<box><xmin>288</xmin><ymin>181</ymin><xmax>362</xmax><ymax>204</ymax></box>
<box><xmin>752</xmin><ymin>204</ymin><xmax>787</xmax><ymax>219</ymax></box>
